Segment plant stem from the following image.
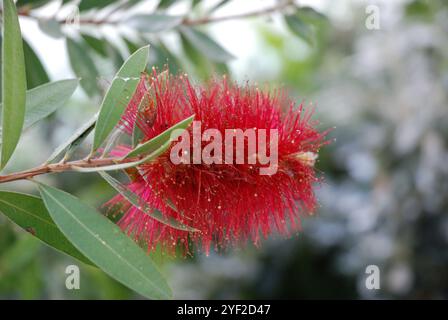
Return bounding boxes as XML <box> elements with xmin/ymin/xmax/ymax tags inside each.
<box><xmin>0</xmin><ymin>2</ymin><xmax>294</xmax><ymax>27</ymax></box>
<box><xmin>183</xmin><ymin>1</ymin><xmax>293</xmax><ymax>26</ymax></box>
<box><xmin>0</xmin><ymin>157</ymin><xmax>139</xmax><ymax>184</ymax></box>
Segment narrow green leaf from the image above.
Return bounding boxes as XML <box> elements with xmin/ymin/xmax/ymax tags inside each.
<box><xmin>180</xmin><ymin>32</ymin><xmax>204</xmax><ymax>66</ymax></box>
<box><xmin>92</xmin><ymin>45</ymin><xmax>150</xmax><ymax>151</ymax></box>
<box><xmin>149</xmin><ymin>41</ymin><xmax>180</xmax><ymax>74</ymax></box>
<box><xmin>207</xmin><ymin>0</ymin><xmax>230</xmax><ymax>14</ymax></box>
<box><xmin>46</xmin><ymin>115</ymin><xmax>96</xmax><ymax>163</ymax></box>
<box><xmin>157</xmin><ymin>0</ymin><xmax>178</xmax><ymax>9</ymax></box>
<box><xmin>298</xmin><ymin>7</ymin><xmax>328</xmax><ymax>23</ymax></box>
<box><xmin>106</xmin><ymin>42</ymin><xmax>126</xmax><ymax>72</ymax></box>
<box><xmin>124</xmin><ymin>38</ymin><xmax>140</xmax><ymax>54</ymax></box>
<box><xmin>21</xmin><ymin>79</ymin><xmax>78</xmax><ymax>129</ymax></box>
<box><xmin>180</xmin><ymin>32</ymin><xmax>228</xmax><ymax>78</ymax></box>
<box><xmin>99</xmin><ymin>171</ymin><xmax>197</xmax><ymax>232</ymax></box>
<box><xmin>0</xmin><ymin>79</ymin><xmax>78</xmax><ymax>141</ymax></box>
<box><xmin>0</xmin><ymin>80</ymin><xmax>78</xmax><ymax>130</ymax></box>
<box><xmin>23</xmin><ymin>39</ymin><xmax>50</xmax><ymax>89</ymax></box>
<box><xmin>16</xmin><ymin>0</ymin><xmax>49</xmax><ymax>9</ymax></box>
<box><xmin>180</xmin><ymin>26</ymin><xmax>235</xmax><ymax>62</ymax></box>
<box><xmin>66</xmin><ymin>38</ymin><xmax>100</xmax><ymax>97</ymax></box>
<box><xmin>125</xmin><ymin>114</ymin><xmax>194</xmax><ymax>159</ymax></box>
<box><xmin>38</xmin><ymin>18</ymin><xmax>63</xmax><ymax>39</ymax></box>
<box><xmin>0</xmin><ymin>36</ymin><xmax>2</xmax><ymax>102</ymax></box>
<box><xmin>126</xmin><ymin>14</ymin><xmax>183</xmax><ymax>33</ymax></box>
<box><xmin>1</xmin><ymin>0</ymin><xmax>27</xmax><ymax>169</ymax></box>
<box><xmin>81</xmin><ymin>34</ymin><xmax>108</xmax><ymax>57</ymax></box>
<box><xmin>0</xmin><ymin>191</ymin><xmax>91</xmax><ymax>265</ymax></box>
<box><xmin>38</xmin><ymin>183</ymin><xmax>172</xmax><ymax>299</ymax></box>
<box><xmin>285</xmin><ymin>13</ymin><xmax>315</xmax><ymax>45</ymax></box>
<box><xmin>78</xmin><ymin>0</ymin><xmax>116</xmax><ymax>11</ymax></box>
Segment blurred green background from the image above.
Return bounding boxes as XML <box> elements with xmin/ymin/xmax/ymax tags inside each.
<box><xmin>1</xmin><ymin>0</ymin><xmax>448</xmax><ymax>299</ymax></box>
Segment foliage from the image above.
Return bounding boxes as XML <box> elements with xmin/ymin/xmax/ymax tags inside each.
<box><xmin>0</xmin><ymin>0</ymin><xmax>323</xmax><ymax>299</ymax></box>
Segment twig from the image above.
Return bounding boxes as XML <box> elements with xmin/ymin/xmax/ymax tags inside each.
<box><xmin>0</xmin><ymin>157</ymin><xmax>139</xmax><ymax>184</ymax></box>
<box><xmin>0</xmin><ymin>1</ymin><xmax>294</xmax><ymax>27</ymax></box>
<box><xmin>183</xmin><ymin>1</ymin><xmax>293</xmax><ymax>26</ymax></box>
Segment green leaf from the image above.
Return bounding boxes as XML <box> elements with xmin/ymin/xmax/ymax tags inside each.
<box><xmin>99</xmin><ymin>171</ymin><xmax>198</xmax><ymax>232</ymax></box>
<box><xmin>157</xmin><ymin>0</ymin><xmax>179</xmax><ymax>9</ymax></box>
<box><xmin>92</xmin><ymin>45</ymin><xmax>149</xmax><ymax>152</ymax></box>
<box><xmin>38</xmin><ymin>18</ymin><xmax>63</xmax><ymax>39</ymax></box>
<box><xmin>38</xmin><ymin>183</ymin><xmax>172</xmax><ymax>299</ymax></box>
<box><xmin>66</xmin><ymin>38</ymin><xmax>100</xmax><ymax>97</ymax></box>
<box><xmin>124</xmin><ymin>38</ymin><xmax>140</xmax><ymax>55</ymax></box>
<box><xmin>284</xmin><ymin>13</ymin><xmax>315</xmax><ymax>45</ymax></box>
<box><xmin>125</xmin><ymin>114</ymin><xmax>194</xmax><ymax>159</ymax></box>
<box><xmin>149</xmin><ymin>41</ymin><xmax>180</xmax><ymax>74</ymax></box>
<box><xmin>0</xmin><ymin>191</ymin><xmax>91</xmax><ymax>265</ymax></box>
<box><xmin>23</xmin><ymin>39</ymin><xmax>50</xmax><ymax>89</ymax></box>
<box><xmin>22</xmin><ymin>79</ymin><xmax>78</xmax><ymax>129</ymax></box>
<box><xmin>1</xmin><ymin>0</ymin><xmax>27</xmax><ymax>170</ymax></box>
<box><xmin>81</xmin><ymin>34</ymin><xmax>108</xmax><ymax>57</ymax></box>
<box><xmin>106</xmin><ymin>42</ymin><xmax>126</xmax><ymax>72</ymax></box>
<box><xmin>16</xmin><ymin>0</ymin><xmax>50</xmax><ymax>9</ymax></box>
<box><xmin>0</xmin><ymin>36</ymin><xmax>2</xmax><ymax>102</ymax></box>
<box><xmin>79</xmin><ymin>0</ymin><xmax>116</xmax><ymax>11</ymax></box>
<box><xmin>180</xmin><ymin>26</ymin><xmax>235</xmax><ymax>62</ymax></box>
<box><xmin>126</xmin><ymin>14</ymin><xmax>183</xmax><ymax>33</ymax></box>
<box><xmin>298</xmin><ymin>7</ymin><xmax>328</xmax><ymax>22</ymax></box>
<box><xmin>0</xmin><ymin>79</ymin><xmax>78</xmax><ymax>141</ymax></box>
<box><xmin>180</xmin><ymin>32</ymin><xmax>228</xmax><ymax>78</ymax></box>
<box><xmin>46</xmin><ymin>114</ymin><xmax>96</xmax><ymax>163</ymax></box>
<box><xmin>207</xmin><ymin>0</ymin><xmax>230</xmax><ymax>13</ymax></box>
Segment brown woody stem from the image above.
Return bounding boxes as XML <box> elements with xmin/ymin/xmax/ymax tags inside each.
<box><xmin>0</xmin><ymin>157</ymin><xmax>139</xmax><ymax>184</ymax></box>
<box><xmin>0</xmin><ymin>2</ymin><xmax>294</xmax><ymax>27</ymax></box>
<box><xmin>182</xmin><ymin>2</ymin><xmax>293</xmax><ymax>26</ymax></box>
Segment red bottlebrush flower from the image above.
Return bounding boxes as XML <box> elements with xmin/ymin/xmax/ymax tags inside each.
<box><xmin>105</xmin><ymin>70</ymin><xmax>329</xmax><ymax>255</ymax></box>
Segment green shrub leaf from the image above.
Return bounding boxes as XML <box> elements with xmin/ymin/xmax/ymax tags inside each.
<box><xmin>46</xmin><ymin>115</ymin><xmax>96</xmax><ymax>163</ymax></box>
<box><xmin>126</xmin><ymin>14</ymin><xmax>183</xmax><ymax>33</ymax></box>
<box><xmin>0</xmin><ymin>79</ymin><xmax>78</xmax><ymax>141</ymax></box>
<box><xmin>284</xmin><ymin>13</ymin><xmax>315</xmax><ymax>45</ymax></box>
<box><xmin>23</xmin><ymin>40</ymin><xmax>50</xmax><ymax>89</ymax></box>
<box><xmin>92</xmin><ymin>45</ymin><xmax>150</xmax><ymax>151</ymax></box>
<box><xmin>38</xmin><ymin>183</ymin><xmax>172</xmax><ymax>299</ymax></box>
<box><xmin>1</xmin><ymin>0</ymin><xmax>27</xmax><ymax>169</ymax></box>
<box><xmin>66</xmin><ymin>38</ymin><xmax>100</xmax><ymax>97</ymax></box>
<box><xmin>180</xmin><ymin>27</ymin><xmax>235</xmax><ymax>62</ymax></box>
<box><xmin>0</xmin><ymin>191</ymin><xmax>91</xmax><ymax>265</ymax></box>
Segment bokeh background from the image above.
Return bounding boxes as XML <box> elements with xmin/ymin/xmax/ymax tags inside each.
<box><xmin>1</xmin><ymin>0</ymin><xmax>448</xmax><ymax>299</ymax></box>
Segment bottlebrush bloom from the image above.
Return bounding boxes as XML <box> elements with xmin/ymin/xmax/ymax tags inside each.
<box><xmin>105</xmin><ymin>70</ymin><xmax>329</xmax><ymax>255</ymax></box>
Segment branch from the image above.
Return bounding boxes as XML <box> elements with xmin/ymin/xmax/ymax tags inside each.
<box><xmin>182</xmin><ymin>2</ymin><xmax>293</xmax><ymax>26</ymax></box>
<box><xmin>0</xmin><ymin>157</ymin><xmax>139</xmax><ymax>184</ymax></box>
<box><xmin>1</xmin><ymin>1</ymin><xmax>294</xmax><ymax>27</ymax></box>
